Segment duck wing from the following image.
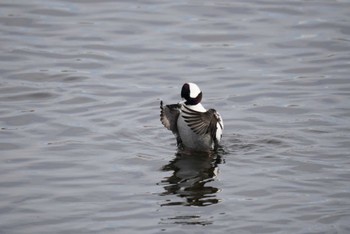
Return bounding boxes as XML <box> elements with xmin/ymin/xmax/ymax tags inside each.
<box><xmin>160</xmin><ymin>101</ymin><xmax>181</xmax><ymax>134</ymax></box>
<box><xmin>182</xmin><ymin>105</ymin><xmax>221</xmax><ymax>141</ymax></box>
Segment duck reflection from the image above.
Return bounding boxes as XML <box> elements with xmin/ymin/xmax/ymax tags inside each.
<box><xmin>159</xmin><ymin>149</ymin><xmax>223</xmax><ymax>207</ymax></box>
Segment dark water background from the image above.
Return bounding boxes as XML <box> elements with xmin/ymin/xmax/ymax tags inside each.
<box><xmin>1</xmin><ymin>1</ymin><xmax>350</xmax><ymax>233</ymax></box>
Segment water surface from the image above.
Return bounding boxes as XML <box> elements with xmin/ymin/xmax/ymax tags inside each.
<box><xmin>1</xmin><ymin>0</ymin><xmax>350</xmax><ymax>233</ymax></box>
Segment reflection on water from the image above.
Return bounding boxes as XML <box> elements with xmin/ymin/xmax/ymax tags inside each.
<box><xmin>161</xmin><ymin>215</ymin><xmax>214</xmax><ymax>226</ymax></box>
<box><xmin>159</xmin><ymin>149</ymin><xmax>224</xmax><ymax>207</ymax></box>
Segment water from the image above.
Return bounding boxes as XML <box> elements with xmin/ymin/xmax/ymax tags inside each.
<box><xmin>1</xmin><ymin>0</ymin><xmax>350</xmax><ymax>233</ymax></box>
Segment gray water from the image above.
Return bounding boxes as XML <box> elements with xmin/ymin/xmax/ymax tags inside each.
<box><xmin>1</xmin><ymin>0</ymin><xmax>350</xmax><ymax>233</ymax></box>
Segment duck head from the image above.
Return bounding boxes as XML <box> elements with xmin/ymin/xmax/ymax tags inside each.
<box><xmin>181</xmin><ymin>83</ymin><xmax>202</xmax><ymax>105</ymax></box>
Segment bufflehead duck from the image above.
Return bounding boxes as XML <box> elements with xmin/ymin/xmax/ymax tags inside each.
<box><xmin>160</xmin><ymin>83</ymin><xmax>224</xmax><ymax>151</ymax></box>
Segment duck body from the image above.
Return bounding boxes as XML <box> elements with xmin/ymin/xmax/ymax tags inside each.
<box><xmin>177</xmin><ymin>103</ymin><xmax>213</xmax><ymax>151</ymax></box>
<box><xmin>160</xmin><ymin>83</ymin><xmax>223</xmax><ymax>151</ymax></box>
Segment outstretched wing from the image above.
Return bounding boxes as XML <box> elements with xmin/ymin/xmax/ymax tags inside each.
<box><xmin>182</xmin><ymin>105</ymin><xmax>221</xmax><ymax>142</ymax></box>
<box><xmin>160</xmin><ymin>101</ymin><xmax>181</xmax><ymax>134</ymax></box>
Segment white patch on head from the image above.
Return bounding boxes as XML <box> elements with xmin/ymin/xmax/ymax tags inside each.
<box><xmin>188</xmin><ymin>83</ymin><xmax>201</xmax><ymax>98</ymax></box>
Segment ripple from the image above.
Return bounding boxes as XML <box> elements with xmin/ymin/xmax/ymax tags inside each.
<box><xmin>0</xmin><ymin>92</ymin><xmax>56</xmax><ymax>102</ymax></box>
<box><xmin>0</xmin><ymin>113</ymin><xmax>49</xmax><ymax>126</ymax></box>
<box><xmin>248</xmin><ymin>105</ymin><xmax>309</xmax><ymax>115</ymax></box>
<box><xmin>0</xmin><ymin>143</ymin><xmax>20</xmax><ymax>151</ymax></box>
<box><xmin>29</xmin><ymin>8</ymin><xmax>76</xmax><ymax>17</ymax></box>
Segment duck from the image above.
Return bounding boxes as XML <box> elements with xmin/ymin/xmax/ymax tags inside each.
<box><xmin>160</xmin><ymin>83</ymin><xmax>224</xmax><ymax>151</ymax></box>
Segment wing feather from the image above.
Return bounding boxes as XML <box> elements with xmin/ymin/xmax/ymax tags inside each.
<box><xmin>182</xmin><ymin>105</ymin><xmax>220</xmax><ymax>143</ymax></box>
<box><xmin>160</xmin><ymin>101</ymin><xmax>180</xmax><ymax>134</ymax></box>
